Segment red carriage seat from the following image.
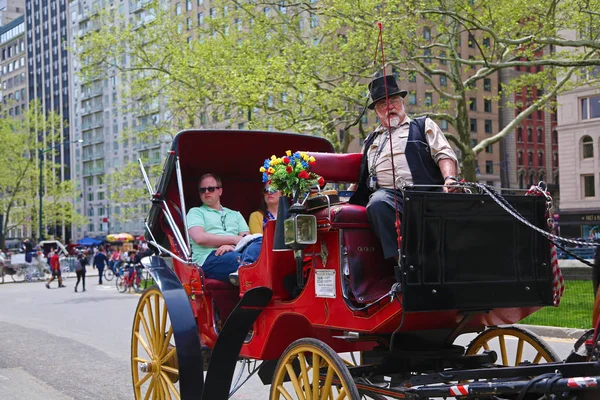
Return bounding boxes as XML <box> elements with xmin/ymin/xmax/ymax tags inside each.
<box><xmin>162</xmin><ymin>199</ymin><xmax>239</xmax><ymax>321</ymax></box>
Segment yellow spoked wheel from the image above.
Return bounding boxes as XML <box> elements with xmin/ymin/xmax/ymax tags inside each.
<box><xmin>466</xmin><ymin>326</ymin><xmax>560</xmax><ymax>366</ymax></box>
<box><xmin>270</xmin><ymin>338</ymin><xmax>360</xmax><ymax>400</ymax></box>
<box><xmin>131</xmin><ymin>285</ymin><xmax>180</xmax><ymax>400</ymax></box>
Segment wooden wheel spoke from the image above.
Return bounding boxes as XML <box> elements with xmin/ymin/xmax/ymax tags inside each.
<box><xmin>515</xmin><ymin>338</ymin><xmax>525</xmax><ymax>365</ymax></box>
<box><xmin>498</xmin><ymin>335</ymin><xmax>508</xmax><ymax>366</ymax></box>
<box><xmin>285</xmin><ymin>362</ymin><xmax>306</xmax><ymax>400</ymax></box>
<box><xmin>533</xmin><ymin>352</ymin><xmax>544</xmax><ymax>363</ymax></box>
<box><xmin>154</xmin><ymin>295</ymin><xmax>161</xmax><ymax>339</ymax></box>
<box><xmin>139</xmin><ymin>311</ymin><xmax>155</xmax><ymax>354</ymax></box>
<box><xmin>320</xmin><ymin>366</ymin><xmax>334</xmax><ymax>400</ymax></box>
<box><xmin>298</xmin><ymin>353</ymin><xmax>313</xmax><ymax>399</ymax></box>
<box><xmin>161</xmin><ymin>347</ymin><xmax>177</xmax><ymax>364</ymax></box>
<box><xmin>136</xmin><ymin>332</ymin><xmax>153</xmax><ymax>358</ymax></box>
<box><xmin>312</xmin><ymin>353</ymin><xmax>320</xmax><ymax>400</ymax></box>
<box><xmin>160</xmin><ymin>327</ymin><xmax>174</xmax><ymax>358</ymax></box>
<box><xmin>143</xmin><ymin>379</ymin><xmax>154</xmax><ymax>400</ymax></box>
<box><xmin>135</xmin><ymin>371</ymin><xmax>153</xmax><ymax>388</ymax></box>
<box><xmin>482</xmin><ymin>342</ymin><xmax>490</xmax><ymax>351</ymax></box>
<box><xmin>145</xmin><ymin>298</ymin><xmax>158</xmax><ymax>351</ymax></box>
<box><xmin>160</xmin><ymin>365</ymin><xmax>179</xmax><ymax>375</ymax></box>
<box><xmin>276</xmin><ymin>385</ymin><xmax>294</xmax><ymax>400</ymax></box>
<box><xmin>335</xmin><ymin>387</ymin><xmax>346</xmax><ymax>400</ymax></box>
<box><xmin>157</xmin><ymin>373</ymin><xmax>172</xmax><ymax>400</ymax></box>
<box><xmin>134</xmin><ymin>357</ymin><xmax>151</xmax><ymax>364</ymax></box>
<box><xmin>160</xmin><ymin>371</ymin><xmax>180</xmax><ymax>400</ymax></box>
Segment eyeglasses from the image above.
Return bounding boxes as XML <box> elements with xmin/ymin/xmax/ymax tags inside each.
<box><xmin>263</xmin><ymin>188</ymin><xmax>279</xmax><ymax>194</ymax></box>
<box><xmin>199</xmin><ymin>186</ymin><xmax>221</xmax><ymax>194</ymax></box>
<box><xmin>374</xmin><ymin>95</ymin><xmax>402</xmax><ymax>111</ymax></box>
<box><xmin>220</xmin><ymin>213</ymin><xmax>227</xmax><ymax>231</ymax></box>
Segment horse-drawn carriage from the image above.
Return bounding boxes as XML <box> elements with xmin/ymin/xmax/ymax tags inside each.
<box><xmin>133</xmin><ymin>129</ymin><xmax>600</xmax><ymax>399</ymax></box>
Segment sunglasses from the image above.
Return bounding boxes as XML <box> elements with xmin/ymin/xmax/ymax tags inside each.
<box><xmin>220</xmin><ymin>213</ymin><xmax>227</xmax><ymax>231</ymax></box>
<box><xmin>199</xmin><ymin>186</ymin><xmax>221</xmax><ymax>194</ymax></box>
<box><xmin>263</xmin><ymin>188</ymin><xmax>280</xmax><ymax>194</ymax></box>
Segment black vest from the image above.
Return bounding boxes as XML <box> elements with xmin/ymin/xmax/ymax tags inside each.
<box><xmin>350</xmin><ymin>117</ymin><xmax>444</xmax><ymax>206</ymax></box>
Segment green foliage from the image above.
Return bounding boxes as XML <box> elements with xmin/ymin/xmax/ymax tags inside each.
<box><xmin>0</xmin><ymin>101</ymin><xmax>85</xmax><ymax>246</ymax></box>
<box><xmin>76</xmin><ymin>0</ymin><xmax>600</xmax><ymax>183</ymax></box>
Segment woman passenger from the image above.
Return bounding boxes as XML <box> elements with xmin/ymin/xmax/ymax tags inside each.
<box><xmin>248</xmin><ymin>184</ymin><xmax>282</xmax><ymax>234</ymax></box>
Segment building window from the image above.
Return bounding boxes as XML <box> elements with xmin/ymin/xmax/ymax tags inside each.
<box><xmin>486</xmin><ymin>144</ymin><xmax>493</xmax><ymax>153</ymax></box>
<box><xmin>187</xmin><ymin>0</ymin><xmax>192</xmax><ymax>11</ymax></box>
<box><xmin>198</xmin><ymin>12</ymin><xmax>203</xmax><ymax>25</ymax></box>
<box><xmin>553</xmin><ymin>152</ymin><xmax>558</xmax><ymax>167</ymax></box>
<box><xmin>440</xmin><ymin>120</ymin><xmax>448</xmax><ymax>130</ymax></box>
<box><xmin>484</xmin><ymin>99</ymin><xmax>492</xmax><ymax>112</ymax></box>
<box><xmin>424</xmin><ymin>48</ymin><xmax>431</xmax><ymax>63</ymax></box>
<box><xmin>483</xmin><ymin>78</ymin><xmax>491</xmax><ymax>91</ymax></box>
<box><xmin>469</xmin><ymin>98</ymin><xmax>477</xmax><ymax>111</ymax></box>
<box><xmin>175</xmin><ymin>2</ymin><xmax>181</xmax><ymax>15</ymax></box>
<box><xmin>424</xmin><ymin>92</ymin><xmax>433</xmax><ymax>106</ymax></box>
<box><xmin>527</xmin><ymin>127</ymin><xmax>532</xmax><ymax>142</ymax></box>
<box><xmin>485</xmin><ymin>160</ymin><xmax>493</xmax><ymax>174</ymax></box>
<box><xmin>581</xmin><ymin>95</ymin><xmax>600</xmax><ymax>120</ymax></box>
<box><xmin>517</xmin><ymin>152</ymin><xmax>523</xmax><ymax>165</ymax></box>
<box><xmin>423</xmin><ymin>27</ymin><xmax>431</xmax><ymax>40</ymax></box>
<box><xmin>583</xmin><ymin>174</ymin><xmax>595</xmax><ymax>197</ymax></box>
<box><xmin>538</xmin><ymin>151</ymin><xmax>544</xmax><ymax>166</ymax></box>
<box><xmin>517</xmin><ymin>127</ymin><xmax>522</xmax><ymax>142</ymax></box>
<box><xmin>440</xmin><ymin>51</ymin><xmax>447</xmax><ymax>65</ymax></box>
<box><xmin>439</xmin><ymin>75</ymin><xmax>447</xmax><ymax>87</ymax></box>
<box><xmin>519</xmin><ymin>173</ymin><xmax>524</xmax><ymax>189</ymax></box>
<box><xmin>484</xmin><ymin>119</ymin><xmax>492</xmax><ymax>133</ymax></box>
<box><xmin>537</xmin><ymin>110</ymin><xmax>543</xmax><ymax>120</ymax></box>
<box><xmin>552</xmin><ymin>130</ymin><xmax>558</xmax><ymax>145</ymax></box>
<box><xmin>468</xmin><ymin>34</ymin><xmax>475</xmax><ymax>48</ymax></box>
<box><xmin>408</xmin><ymin>72</ymin><xmax>416</xmax><ymax>83</ymax></box>
<box><xmin>528</xmin><ymin>151</ymin><xmax>533</xmax><ymax>166</ymax></box>
<box><xmin>470</xmin><ymin>118</ymin><xmax>477</xmax><ymax>132</ymax></box>
<box><xmin>537</xmin><ymin>128</ymin><xmax>543</xmax><ymax>142</ymax></box>
<box><xmin>408</xmin><ymin>91</ymin><xmax>417</xmax><ymax>105</ymax></box>
<box><xmin>582</xmin><ymin>135</ymin><xmax>594</xmax><ymax>158</ymax></box>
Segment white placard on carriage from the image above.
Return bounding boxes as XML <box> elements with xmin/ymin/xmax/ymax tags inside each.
<box><xmin>315</xmin><ymin>269</ymin><xmax>336</xmax><ymax>298</ymax></box>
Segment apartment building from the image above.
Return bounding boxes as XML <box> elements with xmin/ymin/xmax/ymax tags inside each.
<box><xmin>69</xmin><ymin>0</ymin><xmax>166</xmax><ymax>240</ymax></box>
<box><xmin>556</xmin><ymin>86</ymin><xmax>600</xmax><ymax>238</ymax></box>
<box><xmin>25</xmin><ymin>0</ymin><xmax>74</xmax><ymax>240</ymax></box>
<box><xmin>0</xmin><ymin>0</ymin><xmax>24</xmax><ymax>25</ymax></box>
<box><xmin>0</xmin><ymin>15</ymin><xmax>26</xmax><ymax>116</ymax></box>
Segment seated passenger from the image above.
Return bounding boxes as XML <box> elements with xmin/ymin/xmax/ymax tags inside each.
<box><xmin>350</xmin><ymin>74</ymin><xmax>460</xmax><ymax>264</ymax></box>
<box><xmin>187</xmin><ymin>173</ymin><xmax>262</xmax><ymax>282</ymax></box>
<box><xmin>248</xmin><ymin>184</ymin><xmax>282</xmax><ymax>234</ymax></box>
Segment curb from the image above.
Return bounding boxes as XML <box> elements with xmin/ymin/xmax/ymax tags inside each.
<box><xmin>516</xmin><ymin>324</ymin><xmax>588</xmax><ymax>340</ymax></box>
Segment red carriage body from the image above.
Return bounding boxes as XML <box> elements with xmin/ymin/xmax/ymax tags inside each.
<box><xmin>134</xmin><ymin>129</ymin><xmax>600</xmax><ymax>400</ymax></box>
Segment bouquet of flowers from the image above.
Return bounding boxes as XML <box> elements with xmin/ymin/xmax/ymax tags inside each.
<box><xmin>259</xmin><ymin>151</ymin><xmax>324</xmax><ymax>199</ymax></box>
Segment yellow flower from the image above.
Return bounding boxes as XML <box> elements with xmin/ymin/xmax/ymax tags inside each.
<box><xmin>286</xmin><ymin>150</ymin><xmax>292</xmax><ymax>156</ymax></box>
<box><xmin>269</xmin><ymin>160</ymin><xmax>275</xmax><ymax>166</ymax></box>
<box><xmin>308</xmin><ymin>156</ymin><xmax>316</xmax><ymax>163</ymax></box>
<box><xmin>267</xmin><ymin>167</ymin><xmax>275</xmax><ymax>174</ymax></box>
<box><xmin>259</xmin><ymin>167</ymin><xmax>266</xmax><ymax>172</ymax></box>
<box><xmin>302</xmin><ymin>155</ymin><xmax>309</xmax><ymax>161</ymax></box>
<box><xmin>300</xmin><ymin>152</ymin><xmax>307</xmax><ymax>159</ymax></box>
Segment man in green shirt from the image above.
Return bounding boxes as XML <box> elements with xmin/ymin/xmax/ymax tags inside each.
<box><xmin>187</xmin><ymin>173</ymin><xmax>262</xmax><ymax>282</ymax></box>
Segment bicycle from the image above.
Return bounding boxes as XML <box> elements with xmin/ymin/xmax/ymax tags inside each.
<box><xmin>116</xmin><ymin>263</ymin><xmax>142</xmax><ymax>293</ymax></box>
<box><xmin>104</xmin><ymin>260</ymin><xmax>123</xmax><ymax>282</ymax></box>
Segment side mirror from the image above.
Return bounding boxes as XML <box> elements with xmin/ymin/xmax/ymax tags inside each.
<box><xmin>284</xmin><ymin>215</ymin><xmax>317</xmax><ymax>249</ymax></box>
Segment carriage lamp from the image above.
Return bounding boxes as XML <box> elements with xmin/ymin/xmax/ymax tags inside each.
<box><xmin>284</xmin><ymin>215</ymin><xmax>317</xmax><ymax>248</ymax></box>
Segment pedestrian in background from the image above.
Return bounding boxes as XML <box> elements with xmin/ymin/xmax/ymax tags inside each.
<box><xmin>45</xmin><ymin>249</ymin><xmax>65</xmax><ymax>289</ymax></box>
<box><xmin>94</xmin><ymin>245</ymin><xmax>108</xmax><ymax>285</ymax></box>
<box><xmin>74</xmin><ymin>250</ymin><xmax>87</xmax><ymax>292</ymax></box>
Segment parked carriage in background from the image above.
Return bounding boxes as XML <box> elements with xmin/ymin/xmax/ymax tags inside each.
<box><xmin>132</xmin><ymin>129</ymin><xmax>600</xmax><ymax>399</ymax></box>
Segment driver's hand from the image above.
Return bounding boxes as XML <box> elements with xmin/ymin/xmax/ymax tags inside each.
<box><xmin>215</xmin><ymin>245</ymin><xmax>235</xmax><ymax>256</ymax></box>
<box><xmin>443</xmin><ymin>179</ymin><xmax>460</xmax><ymax>193</ymax></box>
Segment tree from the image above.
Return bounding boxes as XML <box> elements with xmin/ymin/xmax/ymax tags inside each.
<box><xmin>0</xmin><ymin>101</ymin><xmax>86</xmax><ymax>248</ymax></box>
<box><xmin>77</xmin><ymin>0</ymin><xmax>600</xmax><ymax>181</ymax></box>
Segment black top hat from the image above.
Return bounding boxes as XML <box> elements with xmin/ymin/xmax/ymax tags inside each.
<box><xmin>367</xmin><ymin>75</ymin><xmax>408</xmax><ymax>109</ymax></box>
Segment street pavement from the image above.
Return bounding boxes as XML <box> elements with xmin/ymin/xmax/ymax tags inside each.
<box><xmin>0</xmin><ymin>277</ymin><xmax>581</xmax><ymax>399</ymax></box>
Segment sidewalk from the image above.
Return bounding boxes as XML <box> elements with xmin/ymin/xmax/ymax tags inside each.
<box><xmin>517</xmin><ymin>324</ymin><xmax>588</xmax><ymax>340</ymax></box>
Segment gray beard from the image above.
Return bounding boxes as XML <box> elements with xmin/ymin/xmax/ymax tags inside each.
<box><xmin>387</xmin><ymin>116</ymin><xmax>401</xmax><ymax>128</ymax></box>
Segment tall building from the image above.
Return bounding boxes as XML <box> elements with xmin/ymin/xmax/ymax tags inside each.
<box><xmin>0</xmin><ymin>0</ymin><xmax>24</xmax><ymax>26</ymax></box>
<box><xmin>0</xmin><ymin>15</ymin><xmax>26</xmax><ymax>116</ymax></box>
<box><xmin>69</xmin><ymin>0</ymin><xmax>166</xmax><ymax>240</ymax></box>
<box><xmin>25</xmin><ymin>0</ymin><xmax>73</xmax><ymax>240</ymax></box>
<box><xmin>556</xmin><ymin>86</ymin><xmax>600</xmax><ymax>238</ymax></box>
<box><xmin>499</xmin><ymin>55</ymin><xmax>559</xmax><ymax>196</ymax></box>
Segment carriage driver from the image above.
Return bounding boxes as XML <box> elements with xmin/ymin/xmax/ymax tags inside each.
<box><xmin>186</xmin><ymin>173</ymin><xmax>262</xmax><ymax>282</ymax></box>
<box><xmin>350</xmin><ymin>74</ymin><xmax>460</xmax><ymax>264</ymax></box>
